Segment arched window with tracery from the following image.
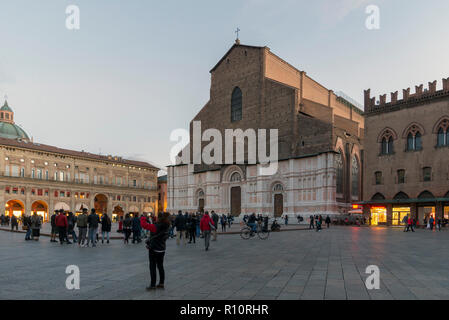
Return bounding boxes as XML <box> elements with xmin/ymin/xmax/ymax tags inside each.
<box><xmin>405</xmin><ymin>124</ymin><xmax>423</xmax><ymax>151</ymax></box>
<box><xmin>351</xmin><ymin>156</ymin><xmax>359</xmax><ymax>198</ymax></box>
<box><xmin>230</xmin><ymin>172</ymin><xmax>241</xmax><ymax>182</ymax></box>
<box><xmin>335</xmin><ymin>152</ymin><xmax>343</xmax><ymax>194</ymax></box>
<box><xmin>379</xmin><ymin>128</ymin><xmax>395</xmax><ymax>155</ymax></box>
<box><xmin>435</xmin><ymin>118</ymin><xmax>449</xmax><ymax>147</ymax></box>
<box><xmin>231</xmin><ymin>87</ymin><xmax>242</xmax><ymax>122</ymax></box>
<box><xmin>273</xmin><ymin>184</ymin><xmax>283</xmax><ymax>192</ymax></box>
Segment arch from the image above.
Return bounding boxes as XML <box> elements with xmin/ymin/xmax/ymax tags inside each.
<box><xmin>393</xmin><ymin>192</ymin><xmax>409</xmax><ymax>200</ymax></box>
<box><xmin>351</xmin><ymin>155</ymin><xmax>360</xmax><ymax>198</ymax></box>
<box><xmin>272</xmin><ymin>183</ymin><xmax>284</xmax><ymax>192</ymax></box>
<box><xmin>5</xmin><ymin>199</ymin><xmax>25</xmax><ymax>218</ymax></box>
<box><xmin>432</xmin><ymin>116</ymin><xmax>449</xmax><ymax>133</ymax></box>
<box><xmin>31</xmin><ymin>200</ymin><xmax>49</xmax><ymax>222</ymax></box>
<box><xmin>231</xmin><ymin>87</ymin><xmax>242</xmax><ymax>122</ymax></box>
<box><xmin>371</xmin><ymin>193</ymin><xmax>386</xmax><ymax>201</ymax></box>
<box><xmin>230</xmin><ymin>172</ymin><xmax>242</xmax><ymax>182</ymax></box>
<box><xmin>54</xmin><ymin>201</ymin><xmax>70</xmax><ymax>211</ymax></box>
<box><xmin>418</xmin><ymin>191</ymin><xmax>435</xmax><ymax>199</ymax></box>
<box><xmin>377</xmin><ymin>127</ymin><xmax>398</xmax><ymax>143</ymax></box>
<box><xmin>402</xmin><ymin>122</ymin><xmax>425</xmax><ymax>139</ymax></box>
<box><xmin>335</xmin><ymin>150</ymin><xmax>344</xmax><ymax>194</ymax></box>
<box><xmin>94</xmin><ymin>193</ymin><xmax>108</xmax><ymax>215</ymax></box>
<box><xmin>222</xmin><ymin>165</ymin><xmax>244</xmax><ymax>182</ymax></box>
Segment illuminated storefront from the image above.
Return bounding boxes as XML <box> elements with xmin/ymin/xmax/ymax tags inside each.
<box><xmin>392</xmin><ymin>207</ymin><xmax>410</xmax><ymax>226</ymax></box>
<box><xmin>370</xmin><ymin>207</ymin><xmax>387</xmax><ymax>226</ymax></box>
<box><xmin>417</xmin><ymin>206</ymin><xmax>435</xmax><ymax>225</ymax></box>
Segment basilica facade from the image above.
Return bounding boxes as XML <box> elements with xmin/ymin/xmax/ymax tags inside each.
<box><xmin>167</xmin><ymin>41</ymin><xmax>364</xmax><ymax>218</ymax></box>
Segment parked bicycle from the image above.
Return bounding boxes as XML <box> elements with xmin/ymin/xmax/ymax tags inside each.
<box><xmin>240</xmin><ymin>221</ymin><xmax>269</xmax><ymax>240</ymax></box>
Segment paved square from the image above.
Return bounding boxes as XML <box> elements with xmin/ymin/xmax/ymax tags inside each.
<box><xmin>1</xmin><ymin>226</ymin><xmax>449</xmax><ymax>300</ymax></box>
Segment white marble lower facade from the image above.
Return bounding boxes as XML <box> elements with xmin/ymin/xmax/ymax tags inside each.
<box><xmin>167</xmin><ymin>152</ymin><xmax>349</xmax><ymax>218</ymax></box>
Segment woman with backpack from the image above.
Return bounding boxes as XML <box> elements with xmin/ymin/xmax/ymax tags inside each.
<box><xmin>140</xmin><ymin>212</ymin><xmax>171</xmax><ymax>290</ymax></box>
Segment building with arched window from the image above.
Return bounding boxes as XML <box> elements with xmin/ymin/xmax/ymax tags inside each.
<box><xmin>167</xmin><ymin>41</ymin><xmax>364</xmax><ymax>218</ymax></box>
<box><xmin>361</xmin><ymin>79</ymin><xmax>449</xmax><ymax>226</ymax></box>
<box><xmin>0</xmin><ymin>100</ymin><xmax>159</xmax><ymax>221</ymax></box>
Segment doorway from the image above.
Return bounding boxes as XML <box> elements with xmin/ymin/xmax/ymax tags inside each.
<box><xmin>274</xmin><ymin>194</ymin><xmax>283</xmax><ymax>217</ymax></box>
<box><xmin>230</xmin><ymin>186</ymin><xmax>241</xmax><ymax>217</ymax></box>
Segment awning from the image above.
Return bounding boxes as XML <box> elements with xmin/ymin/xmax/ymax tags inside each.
<box><xmin>75</xmin><ymin>203</ymin><xmax>89</xmax><ymax>212</ymax></box>
<box><xmin>357</xmin><ymin>197</ymin><xmax>449</xmax><ymax>205</ymax></box>
<box><xmin>54</xmin><ymin>202</ymin><xmax>70</xmax><ymax>211</ymax></box>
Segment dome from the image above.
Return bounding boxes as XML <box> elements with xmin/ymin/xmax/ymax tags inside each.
<box><xmin>0</xmin><ymin>101</ymin><xmax>13</xmax><ymax>112</ymax></box>
<box><xmin>0</xmin><ymin>122</ymin><xmax>30</xmax><ymax>140</ymax></box>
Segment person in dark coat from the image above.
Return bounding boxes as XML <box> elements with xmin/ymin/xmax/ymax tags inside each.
<box><xmin>123</xmin><ymin>213</ymin><xmax>132</xmax><ymax>244</ymax></box>
<box><xmin>132</xmin><ymin>213</ymin><xmax>142</xmax><ymax>243</ymax></box>
<box><xmin>174</xmin><ymin>211</ymin><xmax>187</xmax><ymax>245</ymax></box>
<box><xmin>140</xmin><ymin>212</ymin><xmax>170</xmax><ymax>290</ymax></box>
<box><xmin>188</xmin><ymin>214</ymin><xmax>197</xmax><ymax>244</ymax></box>
<box><xmin>325</xmin><ymin>216</ymin><xmax>331</xmax><ymax>228</ymax></box>
<box><xmin>101</xmin><ymin>213</ymin><xmax>112</xmax><ymax>244</ymax></box>
<box><xmin>87</xmin><ymin>208</ymin><xmax>100</xmax><ymax>247</ymax></box>
<box><xmin>67</xmin><ymin>212</ymin><xmax>77</xmax><ymax>242</ymax></box>
<box><xmin>309</xmin><ymin>215</ymin><xmax>315</xmax><ymax>229</ymax></box>
<box><xmin>23</xmin><ymin>214</ymin><xmax>32</xmax><ymax>240</ymax></box>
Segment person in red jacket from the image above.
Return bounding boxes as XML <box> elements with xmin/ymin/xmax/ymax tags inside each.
<box><xmin>200</xmin><ymin>211</ymin><xmax>215</xmax><ymax>251</ymax></box>
<box><xmin>55</xmin><ymin>210</ymin><xmax>71</xmax><ymax>245</ymax></box>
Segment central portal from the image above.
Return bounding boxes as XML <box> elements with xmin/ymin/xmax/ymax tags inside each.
<box><xmin>274</xmin><ymin>194</ymin><xmax>283</xmax><ymax>217</ymax></box>
<box><xmin>230</xmin><ymin>186</ymin><xmax>241</xmax><ymax>217</ymax></box>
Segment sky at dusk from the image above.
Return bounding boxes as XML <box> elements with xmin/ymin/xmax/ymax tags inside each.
<box><xmin>0</xmin><ymin>0</ymin><xmax>448</xmax><ymax>173</ymax></box>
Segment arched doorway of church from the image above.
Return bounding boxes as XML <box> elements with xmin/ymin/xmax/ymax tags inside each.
<box><xmin>94</xmin><ymin>194</ymin><xmax>108</xmax><ymax>216</ymax></box>
<box><xmin>230</xmin><ymin>186</ymin><xmax>241</xmax><ymax>217</ymax></box>
<box><xmin>31</xmin><ymin>200</ymin><xmax>49</xmax><ymax>222</ymax></box>
<box><xmin>273</xmin><ymin>183</ymin><xmax>284</xmax><ymax>218</ymax></box>
<box><xmin>274</xmin><ymin>194</ymin><xmax>283</xmax><ymax>217</ymax></box>
<box><xmin>5</xmin><ymin>200</ymin><xmax>24</xmax><ymax>219</ymax></box>
<box><xmin>198</xmin><ymin>199</ymin><xmax>205</xmax><ymax>213</ymax></box>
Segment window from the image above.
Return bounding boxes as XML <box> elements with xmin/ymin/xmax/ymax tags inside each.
<box><xmin>335</xmin><ymin>152</ymin><xmax>343</xmax><ymax>194</ymax></box>
<box><xmin>437</xmin><ymin>127</ymin><xmax>446</xmax><ymax>147</ymax></box>
<box><xmin>375</xmin><ymin>171</ymin><xmax>382</xmax><ymax>185</ymax></box>
<box><xmin>423</xmin><ymin>167</ymin><xmax>432</xmax><ymax>182</ymax></box>
<box><xmin>20</xmin><ymin>168</ymin><xmax>25</xmax><ymax>177</ymax></box>
<box><xmin>133</xmin><ymin>179</ymin><xmax>137</xmax><ymax>187</ymax></box>
<box><xmin>45</xmin><ymin>170</ymin><xmax>49</xmax><ymax>180</ymax></box>
<box><xmin>351</xmin><ymin>156</ymin><xmax>359</xmax><ymax>198</ymax></box>
<box><xmin>11</xmin><ymin>165</ymin><xmax>19</xmax><ymax>177</ymax></box>
<box><xmin>32</xmin><ymin>168</ymin><xmax>35</xmax><ymax>179</ymax></box>
<box><xmin>231</xmin><ymin>87</ymin><xmax>242</xmax><ymax>122</ymax></box>
<box><xmin>406</xmin><ymin>125</ymin><xmax>423</xmax><ymax>151</ymax></box>
<box><xmin>37</xmin><ymin>169</ymin><xmax>42</xmax><ymax>179</ymax></box>
<box><xmin>4</xmin><ymin>165</ymin><xmax>9</xmax><ymax>176</ymax></box>
<box><xmin>397</xmin><ymin>169</ymin><xmax>405</xmax><ymax>184</ymax></box>
<box><xmin>59</xmin><ymin>171</ymin><xmax>64</xmax><ymax>181</ymax></box>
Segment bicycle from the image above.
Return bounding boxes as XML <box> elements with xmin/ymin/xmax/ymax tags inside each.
<box><xmin>240</xmin><ymin>222</ymin><xmax>269</xmax><ymax>240</ymax></box>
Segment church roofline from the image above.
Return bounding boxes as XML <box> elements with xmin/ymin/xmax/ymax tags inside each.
<box><xmin>209</xmin><ymin>43</ymin><xmax>267</xmax><ymax>73</ymax></box>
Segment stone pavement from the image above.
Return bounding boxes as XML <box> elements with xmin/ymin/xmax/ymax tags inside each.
<box><xmin>1</xmin><ymin>226</ymin><xmax>449</xmax><ymax>300</ymax></box>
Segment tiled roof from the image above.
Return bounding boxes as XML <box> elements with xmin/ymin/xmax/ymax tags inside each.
<box><xmin>0</xmin><ymin>137</ymin><xmax>158</xmax><ymax>170</ymax></box>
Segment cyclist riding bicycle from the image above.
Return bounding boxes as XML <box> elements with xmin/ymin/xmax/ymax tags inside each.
<box><xmin>247</xmin><ymin>213</ymin><xmax>257</xmax><ymax>233</ymax></box>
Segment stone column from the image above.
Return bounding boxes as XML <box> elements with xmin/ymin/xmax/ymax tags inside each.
<box><xmin>386</xmin><ymin>203</ymin><xmax>393</xmax><ymax>226</ymax></box>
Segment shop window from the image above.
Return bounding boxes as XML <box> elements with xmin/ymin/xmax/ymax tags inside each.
<box><xmin>37</xmin><ymin>189</ymin><xmax>43</xmax><ymax>196</ymax></box>
<box><xmin>60</xmin><ymin>191</ymin><xmax>65</xmax><ymax>197</ymax></box>
<box><xmin>54</xmin><ymin>191</ymin><xmax>58</xmax><ymax>197</ymax></box>
<box><xmin>5</xmin><ymin>187</ymin><xmax>10</xmax><ymax>194</ymax></box>
<box><xmin>21</xmin><ymin>188</ymin><xmax>25</xmax><ymax>195</ymax></box>
<box><xmin>12</xmin><ymin>188</ymin><xmax>18</xmax><ymax>194</ymax></box>
<box><xmin>423</xmin><ymin>167</ymin><xmax>432</xmax><ymax>182</ymax></box>
<box><xmin>31</xmin><ymin>189</ymin><xmax>35</xmax><ymax>196</ymax></box>
<box><xmin>397</xmin><ymin>169</ymin><xmax>405</xmax><ymax>184</ymax></box>
<box><xmin>45</xmin><ymin>190</ymin><xmax>49</xmax><ymax>196</ymax></box>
